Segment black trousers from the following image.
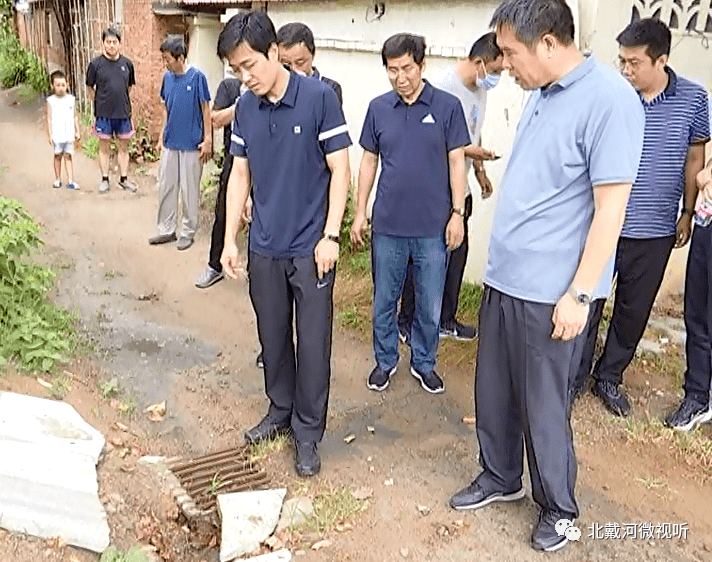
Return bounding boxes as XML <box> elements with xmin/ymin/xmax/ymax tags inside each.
<box><xmin>683</xmin><ymin>224</ymin><xmax>712</xmax><ymax>405</ymax></box>
<box><xmin>249</xmin><ymin>252</ymin><xmax>334</xmax><ymax>442</ymax></box>
<box><xmin>398</xmin><ymin>194</ymin><xmax>473</xmax><ymax>329</ymax></box>
<box><xmin>208</xmin><ymin>154</ymin><xmax>234</xmax><ymax>272</ymax></box>
<box><xmin>475</xmin><ymin>286</ymin><xmax>584</xmax><ymax>517</ymax></box>
<box><xmin>591</xmin><ymin>236</ymin><xmax>675</xmax><ymax>385</ymax></box>
<box><xmin>573</xmin><ymin>298</ymin><xmax>606</xmax><ymax>392</ymax></box>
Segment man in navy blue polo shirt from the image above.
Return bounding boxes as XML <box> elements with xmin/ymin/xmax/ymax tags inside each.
<box><xmin>449</xmin><ymin>0</ymin><xmax>644</xmax><ymax>552</ymax></box>
<box><xmin>575</xmin><ymin>19</ymin><xmax>710</xmax><ymax>419</ymax></box>
<box><xmin>217</xmin><ymin>11</ymin><xmax>351</xmax><ymax>477</ymax></box>
<box><xmin>351</xmin><ymin>33</ymin><xmax>470</xmax><ymax>396</ymax></box>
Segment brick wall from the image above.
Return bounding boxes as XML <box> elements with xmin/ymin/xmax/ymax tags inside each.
<box><xmin>122</xmin><ymin>0</ymin><xmax>187</xmax><ymax>140</ymax></box>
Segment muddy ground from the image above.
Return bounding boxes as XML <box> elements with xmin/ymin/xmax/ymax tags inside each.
<box><xmin>1</xmin><ymin>90</ymin><xmax>711</xmax><ymax>562</ymax></box>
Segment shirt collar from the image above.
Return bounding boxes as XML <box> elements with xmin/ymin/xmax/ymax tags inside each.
<box><xmin>639</xmin><ymin>66</ymin><xmax>678</xmax><ymax>105</ymax></box>
<box><xmin>540</xmin><ymin>54</ymin><xmax>596</xmax><ymax>97</ymax></box>
<box><xmin>391</xmin><ymin>79</ymin><xmax>434</xmax><ymax>107</ymax></box>
<box><xmin>259</xmin><ymin>70</ymin><xmax>298</xmax><ymax>108</ymax></box>
<box><xmin>312</xmin><ymin>67</ymin><xmax>321</xmax><ymax>80</ymax></box>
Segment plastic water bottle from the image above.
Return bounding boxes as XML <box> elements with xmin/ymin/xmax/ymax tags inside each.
<box><xmin>694</xmin><ymin>198</ymin><xmax>712</xmax><ymax>228</ymax></box>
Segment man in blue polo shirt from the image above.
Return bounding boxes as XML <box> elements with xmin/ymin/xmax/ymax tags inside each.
<box><xmin>575</xmin><ymin>19</ymin><xmax>710</xmax><ymax>419</ymax></box>
<box><xmin>351</xmin><ymin>33</ymin><xmax>469</xmax><ymax>396</ymax></box>
<box><xmin>149</xmin><ymin>35</ymin><xmax>212</xmax><ymax>251</ymax></box>
<box><xmin>448</xmin><ymin>0</ymin><xmax>644</xmax><ymax>552</ymax></box>
<box><xmin>218</xmin><ymin>11</ymin><xmax>351</xmax><ymax>477</ymax></box>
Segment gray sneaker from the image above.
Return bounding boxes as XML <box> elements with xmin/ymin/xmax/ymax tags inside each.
<box><xmin>195</xmin><ymin>266</ymin><xmax>224</xmax><ymax>289</ymax></box>
<box><xmin>98</xmin><ymin>179</ymin><xmax>110</xmax><ymax>194</ymax></box>
<box><xmin>176</xmin><ymin>237</ymin><xmax>194</xmax><ymax>251</ymax></box>
<box><xmin>119</xmin><ymin>178</ymin><xmax>138</xmax><ymax>192</ymax></box>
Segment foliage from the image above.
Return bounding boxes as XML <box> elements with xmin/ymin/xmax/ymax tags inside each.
<box><xmin>83</xmin><ymin>135</ymin><xmax>99</xmax><ymax>159</ymax></box>
<box><xmin>0</xmin><ymin>197</ymin><xmax>75</xmax><ymax>371</ymax></box>
<box><xmin>0</xmin><ymin>22</ymin><xmax>50</xmax><ymax>93</ymax></box>
<box><xmin>339</xmin><ymin>187</ymin><xmax>370</xmax><ymax>273</ymax></box>
<box><xmin>128</xmin><ymin>120</ymin><xmax>159</xmax><ymax>163</ymax></box>
<box><xmin>100</xmin><ymin>545</ymin><xmax>149</xmax><ymax>562</ymax></box>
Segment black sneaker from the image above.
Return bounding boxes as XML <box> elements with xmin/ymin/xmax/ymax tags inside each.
<box><xmin>410</xmin><ymin>365</ymin><xmax>444</xmax><ymax>394</ymax></box>
<box><xmin>531</xmin><ymin>509</ymin><xmax>573</xmax><ymax>552</ymax></box>
<box><xmin>664</xmin><ymin>398</ymin><xmax>712</xmax><ymax>432</ymax></box>
<box><xmin>440</xmin><ymin>321</ymin><xmax>477</xmax><ymax>341</ymax></box>
<box><xmin>398</xmin><ymin>323</ymin><xmax>411</xmax><ymax>347</ymax></box>
<box><xmin>367</xmin><ymin>364</ymin><xmax>397</xmax><ymax>392</ymax></box>
<box><xmin>449</xmin><ymin>480</ymin><xmax>525</xmax><ymax>510</ymax></box>
<box><xmin>592</xmin><ymin>380</ymin><xmax>631</xmax><ymax>417</ymax></box>
<box><xmin>294</xmin><ymin>440</ymin><xmax>320</xmax><ymax>477</ymax></box>
<box><xmin>255</xmin><ymin>351</ymin><xmax>264</xmax><ymax>369</ymax></box>
<box><xmin>244</xmin><ymin>414</ymin><xmax>291</xmax><ymax>445</ymax></box>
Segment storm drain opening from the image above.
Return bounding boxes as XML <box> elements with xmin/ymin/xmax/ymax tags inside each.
<box><xmin>166</xmin><ymin>445</ymin><xmax>270</xmax><ymax>517</ymax></box>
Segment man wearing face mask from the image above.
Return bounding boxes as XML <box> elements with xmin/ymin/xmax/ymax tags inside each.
<box><xmin>398</xmin><ymin>32</ymin><xmax>504</xmax><ymax>344</ymax></box>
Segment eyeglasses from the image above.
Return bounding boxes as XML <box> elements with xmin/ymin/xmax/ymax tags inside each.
<box><xmin>618</xmin><ymin>57</ymin><xmax>644</xmax><ymax>71</ymax></box>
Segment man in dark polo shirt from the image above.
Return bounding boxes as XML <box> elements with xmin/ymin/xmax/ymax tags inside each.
<box><xmin>85</xmin><ymin>27</ymin><xmax>138</xmax><ymax>194</ymax></box>
<box><xmin>575</xmin><ymin>19</ymin><xmax>710</xmax><ymax>419</ymax></box>
<box><xmin>218</xmin><ymin>11</ymin><xmax>351</xmax><ymax>477</ymax></box>
<box><xmin>351</xmin><ymin>33</ymin><xmax>469</xmax><ymax>395</ymax></box>
<box><xmin>277</xmin><ymin>22</ymin><xmax>343</xmax><ymax>105</ymax></box>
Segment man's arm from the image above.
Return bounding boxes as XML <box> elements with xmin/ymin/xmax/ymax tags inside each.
<box><xmin>221</xmin><ymin>157</ymin><xmax>251</xmax><ymax>279</ymax></box>
<box><xmin>677</xmin><ymin>143</ymin><xmax>707</xmax><ymax>247</ymax></box>
<box><xmin>199</xmin><ymin>101</ymin><xmax>212</xmax><ymax>164</ymax></box>
<box><xmin>314</xmin><ymin>148</ymin><xmax>351</xmax><ymax>278</ymax></box>
<box><xmin>446</xmin><ymin>146</ymin><xmax>466</xmax><ymax>249</ymax></box>
<box><xmin>212</xmin><ymin>106</ymin><xmax>235</xmax><ymax>130</ymax></box>
<box><xmin>74</xmin><ymin>110</ymin><xmax>81</xmax><ymax>141</ymax></box>
<box><xmin>350</xmin><ymin>150</ymin><xmax>379</xmax><ymax>246</ymax></box>
<box><xmin>87</xmin><ymin>86</ymin><xmax>95</xmax><ymax>103</ymax></box>
<box><xmin>157</xmin><ymin>103</ymin><xmax>167</xmax><ymax>152</ymax></box>
<box><xmin>552</xmin><ymin>182</ymin><xmax>632</xmax><ymax>340</ymax></box>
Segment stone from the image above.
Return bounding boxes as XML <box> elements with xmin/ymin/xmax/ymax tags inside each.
<box><xmin>276</xmin><ymin>496</ymin><xmax>314</xmax><ymax>533</ymax></box>
<box><xmin>218</xmin><ymin>488</ymin><xmax>287</xmax><ymax>562</ymax></box>
<box><xmin>244</xmin><ymin>550</ymin><xmax>292</xmax><ymax>562</ymax></box>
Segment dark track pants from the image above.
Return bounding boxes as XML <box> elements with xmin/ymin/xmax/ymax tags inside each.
<box><xmin>592</xmin><ymin>236</ymin><xmax>675</xmax><ymax>385</ymax></box>
<box><xmin>683</xmin><ymin>224</ymin><xmax>712</xmax><ymax>405</ymax></box>
<box><xmin>249</xmin><ymin>252</ymin><xmax>334</xmax><ymax>442</ymax></box>
<box><xmin>475</xmin><ymin>286</ymin><xmax>585</xmax><ymax>517</ymax></box>
<box><xmin>207</xmin><ymin>155</ymin><xmax>233</xmax><ymax>272</ymax></box>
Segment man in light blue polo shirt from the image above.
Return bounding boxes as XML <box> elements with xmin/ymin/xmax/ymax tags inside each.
<box><xmin>351</xmin><ymin>33</ymin><xmax>470</xmax><ymax>396</ymax></box>
<box><xmin>575</xmin><ymin>19</ymin><xmax>710</xmax><ymax>420</ymax></box>
<box><xmin>218</xmin><ymin>11</ymin><xmax>351</xmax><ymax>478</ymax></box>
<box><xmin>448</xmin><ymin>0</ymin><xmax>644</xmax><ymax>553</ymax></box>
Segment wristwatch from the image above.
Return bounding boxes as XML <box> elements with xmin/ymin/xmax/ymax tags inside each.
<box><xmin>452</xmin><ymin>207</ymin><xmax>466</xmax><ymax>217</ymax></box>
<box><xmin>567</xmin><ymin>285</ymin><xmax>592</xmax><ymax>307</ymax></box>
<box><xmin>323</xmin><ymin>233</ymin><xmax>341</xmax><ymax>244</ymax></box>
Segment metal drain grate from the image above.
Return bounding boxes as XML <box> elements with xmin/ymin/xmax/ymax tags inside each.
<box><xmin>167</xmin><ymin>445</ymin><xmax>269</xmax><ymax>514</ymax></box>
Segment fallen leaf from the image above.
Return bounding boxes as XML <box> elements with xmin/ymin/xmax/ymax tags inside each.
<box><xmin>344</xmin><ymin>433</ymin><xmax>356</xmax><ymax>444</ymax></box>
<box><xmin>453</xmin><ymin>519</ymin><xmax>465</xmax><ymax>528</ymax></box>
<box><xmin>353</xmin><ymin>486</ymin><xmax>373</xmax><ymax>500</ymax></box>
<box><xmin>400</xmin><ymin>547</ymin><xmax>409</xmax><ymax>558</ymax></box>
<box><xmin>311</xmin><ymin>539</ymin><xmax>331</xmax><ymax>550</ymax></box>
<box><xmin>367</xmin><ymin>425</ymin><xmax>375</xmax><ymax>433</ymax></box>
<box><xmin>115</xmin><ymin>421</ymin><xmax>129</xmax><ymax>432</ymax></box>
<box><xmin>37</xmin><ymin>377</ymin><xmax>52</xmax><ymax>389</ymax></box>
<box><xmin>417</xmin><ymin>505</ymin><xmax>431</xmax><ymax>516</ymax></box>
<box><xmin>145</xmin><ymin>401</ymin><xmax>166</xmax><ymax>422</ymax></box>
<box><xmin>462</xmin><ymin>416</ymin><xmax>476</xmax><ymax>425</ymax></box>
<box><xmin>384</xmin><ymin>478</ymin><xmax>394</xmax><ymax>486</ymax></box>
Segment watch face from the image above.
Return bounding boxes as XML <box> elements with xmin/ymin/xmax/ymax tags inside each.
<box><xmin>577</xmin><ymin>293</ymin><xmax>590</xmax><ymax>306</ymax></box>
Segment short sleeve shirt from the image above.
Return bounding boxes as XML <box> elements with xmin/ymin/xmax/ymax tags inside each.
<box><xmin>485</xmin><ymin>55</ymin><xmax>645</xmax><ymax>304</ymax></box>
<box><xmin>622</xmin><ymin>68</ymin><xmax>711</xmax><ymax>238</ymax></box>
<box><xmin>214</xmin><ymin>77</ymin><xmax>242</xmax><ymax>151</ymax></box>
<box><xmin>359</xmin><ymin>81</ymin><xmax>471</xmax><ymax>238</ymax></box>
<box><xmin>434</xmin><ymin>68</ymin><xmax>488</xmax><ymax>195</ymax></box>
<box><xmin>160</xmin><ymin>66</ymin><xmax>211</xmax><ymax>151</ymax></box>
<box><xmin>85</xmin><ymin>55</ymin><xmax>135</xmax><ymax>119</ymax></box>
<box><xmin>230</xmin><ymin>72</ymin><xmax>352</xmax><ymax>258</ymax></box>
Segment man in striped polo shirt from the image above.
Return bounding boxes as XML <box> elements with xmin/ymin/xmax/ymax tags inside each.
<box><xmin>580</xmin><ymin>18</ymin><xmax>710</xmax><ymax>418</ymax></box>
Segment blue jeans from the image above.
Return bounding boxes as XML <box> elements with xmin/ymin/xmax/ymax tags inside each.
<box><xmin>372</xmin><ymin>233</ymin><xmax>447</xmax><ymax>374</ymax></box>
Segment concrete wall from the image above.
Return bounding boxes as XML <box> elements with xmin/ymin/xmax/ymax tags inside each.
<box><xmin>186</xmin><ymin>15</ymin><xmax>225</xmax><ymax>117</ymax></box>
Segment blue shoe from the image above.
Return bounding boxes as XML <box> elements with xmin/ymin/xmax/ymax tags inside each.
<box><xmin>66</xmin><ymin>181</ymin><xmax>80</xmax><ymax>190</ymax></box>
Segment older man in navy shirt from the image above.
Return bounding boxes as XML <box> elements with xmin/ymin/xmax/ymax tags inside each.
<box><xmin>218</xmin><ymin>11</ymin><xmax>351</xmax><ymax>477</ymax></box>
<box><xmin>449</xmin><ymin>0</ymin><xmax>644</xmax><ymax>552</ymax></box>
<box><xmin>351</xmin><ymin>33</ymin><xmax>470</xmax><ymax>396</ymax></box>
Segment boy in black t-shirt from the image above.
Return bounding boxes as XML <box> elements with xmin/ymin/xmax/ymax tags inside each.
<box><xmin>86</xmin><ymin>27</ymin><xmax>138</xmax><ymax>194</ymax></box>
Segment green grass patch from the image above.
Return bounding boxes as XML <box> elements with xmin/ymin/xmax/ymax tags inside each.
<box><xmin>83</xmin><ymin>136</ymin><xmax>99</xmax><ymax>159</ymax></box>
<box><xmin>300</xmin><ymin>486</ymin><xmax>366</xmax><ymax>534</ymax></box>
<box><xmin>0</xmin><ymin>197</ymin><xmax>76</xmax><ymax>372</ymax></box>
<box><xmin>0</xmin><ymin>21</ymin><xmax>50</xmax><ymax>93</ymax></box>
<box><xmin>100</xmin><ymin>545</ymin><xmax>149</xmax><ymax>562</ymax></box>
<box><xmin>249</xmin><ymin>432</ymin><xmax>290</xmax><ymax>462</ymax></box>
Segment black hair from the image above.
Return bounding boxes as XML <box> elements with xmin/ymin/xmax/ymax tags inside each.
<box><xmin>616</xmin><ymin>17</ymin><xmax>671</xmax><ymax>61</ymax></box>
<box><xmin>277</xmin><ymin>22</ymin><xmax>316</xmax><ymax>55</ymax></box>
<box><xmin>50</xmin><ymin>70</ymin><xmax>66</xmax><ymax>84</ymax></box>
<box><xmin>160</xmin><ymin>34</ymin><xmax>187</xmax><ymax>60</ymax></box>
<box><xmin>490</xmin><ymin>0</ymin><xmax>575</xmax><ymax>48</ymax></box>
<box><xmin>217</xmin><ymin>10</ymin><xmax>277</xmax><ymax>60</ymax></box>
<box><xmin>381</xmin><ymin>33</ymin><xmax>426</xmax><ymax>67</ymax></box>
<box><xmin>102</xmin><ymin>27</ymin><xmax>121</xmax><ymax>42</ymax></box>
<box><xmin>468</xmin><ymin>32</ymin><xmax>503</xmax><ymax>62</ymax></box>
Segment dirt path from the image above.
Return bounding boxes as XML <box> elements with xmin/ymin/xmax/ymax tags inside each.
<box><xmin>1</xmin><ymin>92</ymin><xmax>711</xmax><ymax>562</ymax></box>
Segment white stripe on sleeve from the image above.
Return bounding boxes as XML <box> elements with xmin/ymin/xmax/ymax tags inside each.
<box><xmin>231</xmin><ymin>134</ymin><xmax>245</xmax><ymax>146</ymax></box>
<box><xmin>318</xmin><ymin>124</ymin><xmax>348</xmax><ymax>142</ymax></box>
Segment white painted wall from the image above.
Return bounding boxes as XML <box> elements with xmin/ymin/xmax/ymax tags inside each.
<box><xmin>187</xmin><ymin>15</ymin><xmax>225</xmax><ymax>110</ymax></box>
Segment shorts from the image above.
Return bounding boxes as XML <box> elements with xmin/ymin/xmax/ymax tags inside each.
<box><xmin>94</xmin><ymin>117</ymin><xmax>135</xmax><ymax>139</ymax></box>
<box><xmin>53</xmin><ymin>141</ymin><xmax>74</xmax><ymax>155</ymax></box>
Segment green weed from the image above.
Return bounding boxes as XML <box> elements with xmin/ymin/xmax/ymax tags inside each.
<box><xmin>0</xmin><ymin>13</ymin><xmax>49</xmax><ymax>93</ymax></box>
<box><xmin>100</xmin><ymin>545</ymin><xmax>149</xmax><ymax>562</ymax></box>
<box><xmin>99</xmin><ymin>377</ymin><xmax>120</xmax><ymax>399</ymax></box>
<box><xmin>300</xmin><ymin>486</ymin><xmax>366</xmax><ymax>534</ymax></box>
<box><xmin>83</xmin><ymin>136</ymin><xmax>99</xmax><ymax>160</ymax></box>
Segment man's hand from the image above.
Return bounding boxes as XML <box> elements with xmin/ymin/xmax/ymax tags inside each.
<box><xmin>676</xmin><ymin>214</ymin><xmax>692</xmax><ymax>248</ymax></box>
<box><xmin>220</xmin><ymin>240</ymin><xmax>244</xmax><ymax>280</ymax></box>
<box><xmin>314</xmin><ymin>237</ymin><xmax>339</xmax><ymax>279</ymax></box>
<box><xmin>469</xmin><ymin>146</ymin><xmax>497</xmax><ymax>161</ymax></box>
<box><xmin>212</xmin><ymin>106</ymin><xmax>235</xmax><ymax>129</ymax></box>
<box><xmin>199</xmin><ymin>139</ymin><xmax>212</xmax><ymax>164</ymax></box>
<box><xmin>350</xmin><ymin>212</ymin><xmax>369</xmax><ymax>248</ymax></box>
<box><xmin>697</xmin><ymin>166</ymin><xmax>712</xmax><ymax>200</ymax></box>
<box><xmin>445</xmin><ymin>214</ymin><xmax>465</xmax><ymax>250</ymax></box>
<box><xmin>551</xmin><ymin>293</ymin><xmax>588</xmax><ymax>341</ymax></box>
<box><xmin>476</xmin><ymin>168</ymin><xmax>493</xmax><ymax>199</ymax></box>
